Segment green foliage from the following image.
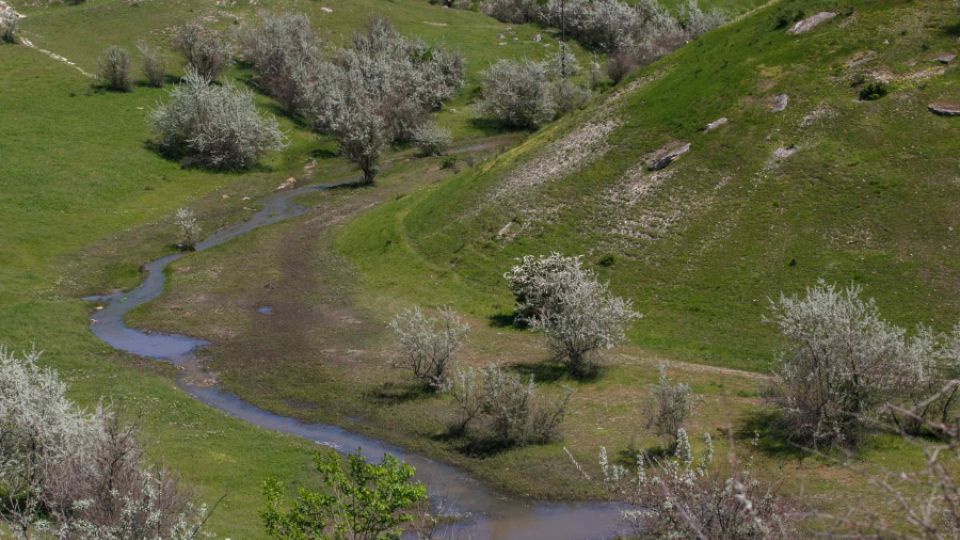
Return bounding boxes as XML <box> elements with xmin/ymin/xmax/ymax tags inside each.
<box><xmin>858</xmin><ymin>80</ymin><xmax>889</xmax><ymax>101</ymax></box>
<box><xmin>262</xmin><ymin>450</ymin><xmax>427</xmax><ymax>540</ymax></box>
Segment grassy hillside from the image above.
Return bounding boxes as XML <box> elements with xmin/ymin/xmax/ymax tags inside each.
<box><xmin>0</xmin><ymin>0</ymin><xmax>596</xmax><ymax>536</ymax></box>
<box><xmin>340</xmin><ymin>0</ymin><xmax>960</xmax><ymax>372</ymax></box>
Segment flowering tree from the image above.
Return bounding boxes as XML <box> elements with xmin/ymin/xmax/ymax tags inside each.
<box><xmin>390</xmin><ymin>306</ymin><xmax>469</xmax><ymax>391</ymax></box>
<box><xmin>174</xmin><ymin>207</ymin><xmax>201</xmax><ymax>251</ymax></box>
<box><xmin>241</xmin><ymin>11</ymin><xmax>320</xmax><ymax>112</ymax></box>
<box><xmin>97</xmin><ymin>46</ymin><xmax>132</xmax><ymax>92</ymax></box>
<box><xmin>152</xmin><ymin>68</ymin><xmax>285</xmax><ymax>170</ymax></box>
<box><xmin>509</xmin><ymin>254</ymin><xmax>640</xmax><ymax>377</ymax></box>
<box><xmin>172</xmin><ymin>20</ymin><xmax>234</xmax><ymax>80</ymax></box>
<box><xmin>478</xmin><ymin>59</ymin><xmax>556</xmax><ymax>129</ymax></box>
<box><xmin>568</xmin><ymin>430</ymin><xmax>798</xmax><ymax>539</ymax></box>
<box><xmin>0</xmin><ymin>346</ymin><xmax>205</xmax><ymax>539</ymax></box>
<box><xmin>768</xmin><ymin>281</ymin><xmax>958</xmax><ymax>448</ymax></box>
<box><xmin>648</xmin><ymin>365</ymin><xmax>696</xmax><ymax>448</ymax></box>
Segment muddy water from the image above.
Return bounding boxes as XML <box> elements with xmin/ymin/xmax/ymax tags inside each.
<box><xmin>86</xmin><ymin>179</ymin><xmax>627</xmax><ymax>539</ymax></box>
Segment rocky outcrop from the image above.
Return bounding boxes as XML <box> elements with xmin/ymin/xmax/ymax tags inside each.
<box><xmin>934</xmin><ymin>53</ymin><xmax>956</xmax><ymax>65</ymax></box>
<box><xmin>929</xmin><ymin>102</ymin><xmax>960</xmax><ymax>117</ymax></box>
<box><xmin>648</xmin><ymin>141</ymin><xmax>691</xmax><ymax>171</ymax></box>
<box><xmin>787</xmin><ymin>12</ymin><xmax>837</xmax><ymax>34</ymax></box>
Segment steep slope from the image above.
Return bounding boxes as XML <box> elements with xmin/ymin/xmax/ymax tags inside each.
<box><xmin>341</xmin><ymin>0</ymin><xmax>960</xmax><ymax>371</ymax></box>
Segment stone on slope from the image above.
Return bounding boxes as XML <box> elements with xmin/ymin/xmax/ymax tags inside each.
<box><xmin>648</xmin><ymin>141</ymin><xmax>691</xmax><ymax>171</ymax></box>
<box><xmin>275</xmin><ymin>177</ymin><xmax>297</xmax><ymax>191</ymax></box>
<box><xmin>704</xmin><ymin>117</ymin><xmax>728</xmax><ymax>132</ymax></box>
<box><xmin>769</xmin><ymin>93</ymin><xmax>789</xmax><ymax>113</ymax></box>
<box><xmin>787</xmin><ymin>12</ymin><xmax>837</xmax><ymax>34</ymax></box>
<box><xmin>934</xmin><ymin>53</ymin><xmax>956</xmax><ymax>65</ymax></box>
<box><xmin>929</xmin><ymin>102</ymin><xmax>960</xmax><ymax>117</ymax></box>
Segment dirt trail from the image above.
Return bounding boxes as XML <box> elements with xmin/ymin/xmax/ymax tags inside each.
<box><xmin>1</xmin><ymin>1</ymin><xmax>95</xmax><ymax>78</ymax></box>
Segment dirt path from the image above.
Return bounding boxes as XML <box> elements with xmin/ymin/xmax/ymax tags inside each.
<box><xmin>1</xmin><ymin>1</ymin><xmax>95</xmax><ymax>78</ymax></box>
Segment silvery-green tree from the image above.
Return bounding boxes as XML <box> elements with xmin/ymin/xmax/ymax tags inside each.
<box><xmin>768</xmin><ymin>281</ymin><xmax>957</xmax><ymax>448</ymax></box>
<box><xmin>137</xmin><ymin>41</ymin><xmax>166</xmax><ymax>88</ymax></box>
<box><xmin>152</xmin><ymin>68</ymin><xmax>285</xmax><ymax>170</ymax></box>
<box><xmin>478</xmin><ymin>59</ymin><xmax>556</xmax><ymax>129</ymax></box>
<box><xmin>390</xmin><ymin>306</ymin><xmax>469</xmax><ymax>391</ymax></box>
<box><xmin>97</xmin><ymin>46</ymin><xmax>132</xmax><ymax>92</ymax></box>
<box><xmin>507</xmin><ymin>253</ymin><xmax>640</xmax><ymax>377</ymax></box>
<box><xmin>0</xmin><ymin>346</ymin><xmax>205</xmax><ymax>539</ymax></box>
<box><xmin>1</xmin><ymin>10</ymin><xmax>18</xmax><ymax>44</ymax></box>
<box><xmin>569</xmin><ymin>430</ymin><xmax>798</xmax><ymax>538</ymax></box>
<box><xmin>172</xmin><ymin>20</ymin><xmax>234</xmax><ymax>80</ymax></box>
<box><xmin>241</xmin><ymin>11</ymin><xmax>321</xmax><ymax>113</ymax></box>
<box><xmin>648</xmin><ymin>365</ymin><xmax>695</xmax><ymax>448</ymax></box>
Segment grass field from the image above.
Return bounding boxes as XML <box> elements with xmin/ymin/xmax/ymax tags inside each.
<box><xmin>3</xmin><ymin>0</ymin><xmax>957</xmax><ymax>536</ymax></box>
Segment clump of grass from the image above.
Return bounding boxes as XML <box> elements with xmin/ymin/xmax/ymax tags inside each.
<box><xmin>859</xmin><ymin>81</ymin><xmax>888</xmax><ymax>101</ymax></box>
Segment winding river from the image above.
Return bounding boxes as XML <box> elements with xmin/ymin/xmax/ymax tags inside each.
<box><xmin>86</xmin><ymin>178</ymin><xmax>627</xmax><ymax>539</ymax></box>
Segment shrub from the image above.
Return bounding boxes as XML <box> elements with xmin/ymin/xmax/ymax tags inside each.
<box><xmin>512</xmin><ymin>254</ymin><xmax>640</xmax><ymax>377</ymax></box>
<box><xmin>478</xmin><ymin>59</ymin><xmax>555</xmax><ymax>129</ymax></box>
<box><xmin>0</xmin><ymin>346</ymin><xmax>205</xmax><ymax>538</ymax></box>
<box><xmin>241</xmin><ymin>11</ymin><xmax>320</xmax><ymax>112</ymax></box>
<box><xmin>481</xmin><ymin>0</ymin><xmax>543</xmax><ymax>23</ymax></box>
<box><xmin>297</xmin><ymin>18</ymin><xmax>464</xmax><ymax>181</ymax></box>
<box><xmin>97</xmin><ymin>46</ymin><xmax>132</xmax><ymax>92</ymax></box>
<box><xmin>0</xmin><ymin>10</ymin><xmax>17</xmax><ymax>44</ymax></box>
<box><xmin>767</xmin><ymin>281</ymin><xmax>952</xmax><ymax>448</ymax></box>
<box><xmin>152</xmin><ymin>69</ymin><xmax>285</xmax><ymax>170</ymax></box>
<box><xmin>450</xmin><ymin>364</ymin><xmax>571</xmax><ymax>446</ymax></box>
<box><xmin>569</xmin><ymin>431</ymin><xmax>799</xmax><ymax>539</ymax></box>
<box><xmin>138</xmin><ymin>41</ymin><xmax>166</xmax><ymax>88</ymax></box>
<box><xmin>390</xmin><ymin>306</ymin><xmax>469</xmax><ymax>391</ymax></box>
<box><xmin>648</xmin><ymin>365</ymin><xmax>695</xmax><ymax>447</ymax></box>
<box><xmin>678</xmin><ymin>0</ymin><xmax>726</xmax><ymax>37</ymax></box>
<box><xmin>607</xmin><ymin>50</ymin><xmax>637</xmax><ymax>84</ymax></box>
<box><xmin>505</xmin><ymin>252</ymin><xmax>586</xmax><ymax>323</ymax></box>
<box><xmin>172</xmin><ymin>20</ymin><xmax>234</xmax><ymax>80</ymax></box>
<box><xmin>174</xmin><ymin>207</ymin><xmax>201</xmax><ymax>251</ymax></box>
<box><xmin>411</xmin><ymin>123</ymin><xmax>453</xmax><ymax>156</ymax></box>
<box><xmin>262</xmin><ymin>450</ymin><xmax>426</xmax><ymax>539</ymax></box>
<box><xmin>859</xmin><ymin>80</ymin><xmax>888</xmax><ymax>101</ymax></box>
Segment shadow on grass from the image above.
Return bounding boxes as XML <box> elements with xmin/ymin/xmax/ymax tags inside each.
<box><xmin>487</xmin><ymin>312</ymin><xmax>517</xmax><ymax>328</ymax></box>
<box><xmin>736</xmin><ymin>409</ymin><xmax>809</xmax><ymax>459</ymax></box>
<box><xmin>365</xmin><ymin>381</ymin><xmax>432</xmax><ymax>404</ymax></box>
<box><xmin>615</xmin><ymin>443</ymin><xmax>675</xmax><ymax>468</ymax></box>
<box><xmin>141</xmin><ymin>140</ymin><xmax>275</xmax><ymax>174</ymax></box>
<box><xmin>944</xmin><ymin>21</ymin><xmax>960</xmax><ymax>38</ymax></box>
<box><xmin>510</xmin><ymin>360</ymin><xmax>570</xmax><ymax>383</ymax></box>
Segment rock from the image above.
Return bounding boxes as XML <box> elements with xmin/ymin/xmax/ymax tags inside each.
<box><xmin>928</xmin><ymin>102</ymin><xmax>960</xmax><ymax>117</ymax></box>
<box><xmin>648</xmin><ymin>141</ymin><xmax>691</xmax><ymax>171</ymax></box>
<box><xmin>769</xmin><ymin>93</ymin><xmax>789</xmax><ymax>113</ymax></box>
<box><xmin>320</xmin><ymin>6</ymin><xmax>333</xmax><ymax>13</ymax></box>
<box><xmin>497</xmin><ymin>33</ymin><xmax>505</xmax><ymax>40</ymax></box>
<box><xmin>221</xmin><ymin>193</ymin><xmax>229</xmax><ymax>199</ymax></box>
<box><xmin>787</xmin><ymin>12</ymin><xmax>836</xmax><ymax>34</ymax></box>
<box><xmin>275</xmin><ymin>177</ymin><xmax>297</xmax><ymax>191</ymax></box>
<box><xmin>703</xmin><ymin>117</ymin><xmax>728</xmax><ymax>132</ymax></box>
<box><xmin>772</xmin><ymin>145</ymin><xmax>797</xmax><ymax>160</ymax></box>
<box><xmin>139</xmin><ymin>264</ymin><xmax>149</xmax><ymax>274</ymax></box>
<box><xmin>532</xmin><ymin>33</ymin><xmax>542</xmax><ymax>43</ymax></box>
<box><xmin>934</xmin><ymin>53</ymin><xmax>956</xmax><ymax>65</ymax></box>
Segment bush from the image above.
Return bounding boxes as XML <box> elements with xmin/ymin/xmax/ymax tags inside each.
<box><xmin>152</xmin><ymin>69</ymin><xmax>285</xmax><ymax>170</ymax></box>
<box><xmin>297</xmin><ymin>18</ymin><xmax>464</xmax><ymax>182</ymax></box>
<box><xmin>262</xmin><ymin>450</ymin><xmax>426</xmax><ymax>539</ymax></box>
<box><xmin>767</xmin><ymin>281</ymin><xmax>954</xmax><ymax>448</ymax></box>
<box><xmin>450</xmin><ymin>364</ymin><xmax>571</xmax><ymax>446</ymax></box>
<box><xmin>505</xmin><ymin>252</ymin><xmax>586</xmax><ymax>323</ymax></box>
<box><xmin>138</xmin><ymin>41</ymin><xmax>166</xmax><ymax>88</ymax></box>
<box><xmin>174</xmin><ymin>207</ymin><xmax>201</xmax><ymax>251</ymax></box>
<box><xmin>648</xmin><ymin>365</ymin><xmax>695</xmax><ymax>447</ymax></box>
<box><xmin>172</xmin><ymin>20</ymin><xmax>234</xmax><ymax>80</ymax></box>
<box><xmin>478</xmin><ymin>59</ymin><xmax>555</xmax><ymax>129</ymax></box>
<box><xmin>411</xmin><ymin>123</ymin><xmax>453</xmax><ymax>156</ymax></box>
<box><xmin>607</xmin><ymin>50</ymin><xmax>637</xmax><ymax>84</ymax></box>
<box><xmin>1</xmin><ymin>10</ymin><xmax>17</xmax><ymax>44</ymax></box>
<box><xmin>570</xmin><ymin>430</ymin><xmax>799</xmax><ymax>539</ymax></box>
<box><xmin>390</xmin><ymin>306</ymin><xmax>469</xmax><ymax>391</ymax></box>
<box><xmin>859</xmin><ymin>81</ymin><xmax>889</xmax><ymax>101</ymax></box>
<box><xmin>0</xmin><ymin>346</ymin><xmax>205</xmax><ymax>538</ymax></box>
<box><xmin>97</xmin><ymin>46</ymin><xmax>132</xmax><ymax>92</ymax></box>
<box><xmin>241</xmin><ymin>11</ymin><xmax>320</xmax><ymax>112</ymax></box>
<box><xmin>509</xmin><ymin>254</ymin><xmax>640</xmax><ymax>377</ymax></box>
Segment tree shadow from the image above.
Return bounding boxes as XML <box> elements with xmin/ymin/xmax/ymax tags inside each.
<box><xmin>468</xmin><ymin>117</ymin><xmax>522</xmax><ymax>137</ymax></box>
<box><xmin>487</xmin><ymin>312</ymin><xmax>517</xmax><ymax>328</ymax></box>
<box><xmin>510</xmin><ymin>360</ymin><xmax>570</xmax><ymax>383</ymax></box>
<box><xmin>365</xmin><ymin>381</ymin><xmax>432</xmax><ymax>405</ymax></box>
<box><xmin>943</xmin><ymin>21</ymin><xmax>960</xmax><ymax>38</ymax></box>
<box><xmin>736</xmin><ymin>410</ymin><xmax>809</xmax><ymax>459</ymax></box>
